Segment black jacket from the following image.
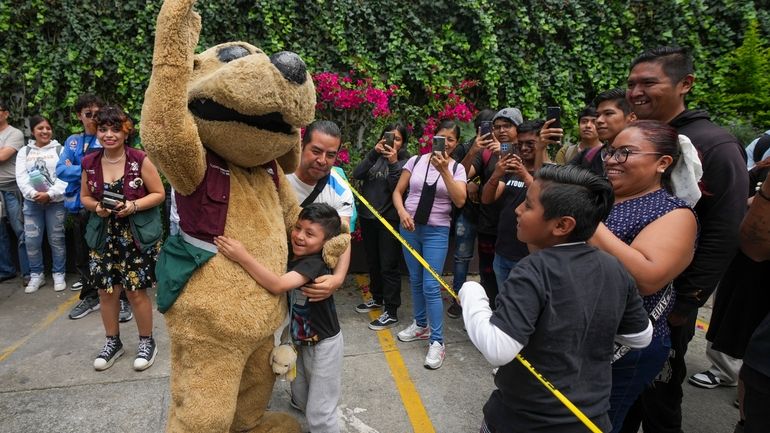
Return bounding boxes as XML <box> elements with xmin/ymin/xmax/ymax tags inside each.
<box><xmin>352</xmin><ymin>148</ymin><xmax>409</xmax><ymax>221</ymax></box>
<box><xmin>670</xmin><ymin>109</ymin><xmax>749</xmax><ymax>316</ymax></box>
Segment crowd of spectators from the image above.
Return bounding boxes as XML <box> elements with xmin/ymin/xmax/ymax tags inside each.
<box><xmin>1</xmin><ymin>44</ymin><xmax>768</xmax><ymax>432</ymax></box>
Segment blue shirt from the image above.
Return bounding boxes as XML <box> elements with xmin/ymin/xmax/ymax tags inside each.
<box><xmin>56</xmin><ymin>133</ymin><xmax>102</xmax><ymax>213</ymax></box>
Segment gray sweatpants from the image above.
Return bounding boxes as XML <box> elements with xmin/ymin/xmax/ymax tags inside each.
<box><xmin>291</xmin><ymin>331</ymin><xmax>344</xmax><ymax>433</ymax></box>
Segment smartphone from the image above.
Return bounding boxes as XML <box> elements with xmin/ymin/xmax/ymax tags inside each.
<box><xmin>500</xmin><ymin>142</ymin><xmax>511</xmax><ymax>155</ymax></box>
<box><xmin>432</xmin><ymin>136</ymin><xmax>446</xmax><ymax>153</ymax></box>
<box><xmin>546</xmin><ymin>106</ymin><xmax>561</xmax><ymax>129</ymax></box>
<box><xmin>383</xmin><ymin>131</ymin><xmax>395</xmax><ymax>148</ymax></box>
<box><xmin>480</xmin><ymin>121</ymin><xmax>492</xmax><ymax>137</ymax></box>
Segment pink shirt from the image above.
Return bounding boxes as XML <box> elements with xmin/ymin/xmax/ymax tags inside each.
<box><xmin>402</xmin><ymin>154</ymin><xmax>466</xmax><ymax>227</ymax></box>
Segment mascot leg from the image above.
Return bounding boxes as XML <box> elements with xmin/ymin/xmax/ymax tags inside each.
<box><xmin>230</xmin><ymin>337</ymin><xmax>301</xmax><ymax>433</ymax></box>
<box><xmin>165</xmin><ymin>328</ymin><xmax>246</xmax><ymax>433</ymax></box>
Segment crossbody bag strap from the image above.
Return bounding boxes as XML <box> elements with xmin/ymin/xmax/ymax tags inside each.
<box><xmin>300</xmin><ymin>174</ymin><xmax>330</xmax><ymax>208</ymax></box>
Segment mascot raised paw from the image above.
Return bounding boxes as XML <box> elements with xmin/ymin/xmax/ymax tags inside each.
<box><xmin>140</xmin><ymin>0</ymin><xmax>315</xmax><ymax>431</ymax></box>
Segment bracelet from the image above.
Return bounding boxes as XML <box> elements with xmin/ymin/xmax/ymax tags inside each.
<box><xmin>132</xmin><ymin>200</ymin><xmax>139</xmax><ymax>213</ymax></box>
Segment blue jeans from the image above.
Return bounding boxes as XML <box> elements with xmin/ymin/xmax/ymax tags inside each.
<box><xmin>452</xmin><ymin>213</ymin><xmax>477</xmax><ymax>294</ymax></box>
<box><xmin>608</xmin><ymin>333</ymin><xmax>671</xmax><ymax>433</ymax></box>
<box><xmin>0</xmin><ymin>191</ymin><xmax>29</xmax><ymax>277</ymax></box>
<box><xmin>400</xmin><ymin>224</ymin><xmax>449</xmax><ymax>344</ymax></box>
<box><xmin>23</xmin><ymin>200</ymin><xmax>66</xmax><ymax>274</ymax></box>
<box><xmin>492</xmin><ymin>253</ymin><xmax>518</xmax><ymax>290</ymax></box>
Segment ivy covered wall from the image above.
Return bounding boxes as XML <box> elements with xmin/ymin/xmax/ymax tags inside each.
<box><xmin>1</xmin><ymin>0</ymin><xmax>767</xmax><ymax>144</ymax></box>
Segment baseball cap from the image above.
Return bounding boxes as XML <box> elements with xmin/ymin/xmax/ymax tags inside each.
<box><xmin>493</xmin><ymin>107</ymin><xmax>523</xmax><ymax>126</ymax></box>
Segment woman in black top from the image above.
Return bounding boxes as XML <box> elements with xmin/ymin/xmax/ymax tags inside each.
<box><xmin>352</xmin><ymin>124</ymin><xmax>409</xmax><ymax>330</ymax></box>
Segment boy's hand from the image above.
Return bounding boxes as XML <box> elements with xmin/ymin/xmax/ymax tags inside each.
<box><xmin>214</xmin><ymin>236</ymin><xmax>248</xmax><ymax>263</ymax></box>
<box><xmin>301</xmin><ymin>275</ymin><xmax>337</xmax><ymax>302</ymax></box>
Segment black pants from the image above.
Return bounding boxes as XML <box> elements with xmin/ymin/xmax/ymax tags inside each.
<box><xmin>477</xmin><ymin>233</ymin><xmax>498</xmax><ymax>307</ymax></box>
<box><xmin>619</xmin><ymin>310</ymin><xmax>697</xmax><ymax>433</ymax></box>
<box><xmin>71</xmin><ymin>210</ymin><xmax>98</xmax><ymax>301</ymax></box>
<box><xmin>741</xmin><ymin>364</ymin><xmax>770</xmax><ymax>433</ymax></box>
<box><xmin>360</xmin><ymin>217</ymin><xmax>401</xmax><ymax>316</ymax></box>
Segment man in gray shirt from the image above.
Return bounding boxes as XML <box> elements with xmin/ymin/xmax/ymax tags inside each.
<box><xmin>0</xmin><ymin>100</ymin><xmax>29</xmax><ymax>283</ymax></box>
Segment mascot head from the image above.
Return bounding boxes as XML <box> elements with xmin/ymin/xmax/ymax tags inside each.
<box><xmin>187</xmin><ymin>42</ymin><xmax>315</xmax><ymax>171</ymax></box>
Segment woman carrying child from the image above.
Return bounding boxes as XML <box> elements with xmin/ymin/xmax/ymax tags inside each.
<box><xmin>81</xmin><ymin>106</ymin><xmax>165</xmax><ymax>371</ymax></box>
<box><xmin>590</xmin><ymin>120</ymin><xmax>699</xmax><ymax>432</ymax></box>
<box><xmin>392</xmin><ymin>119</ymin><xmax>467</xmax><ymax>370</ymax></box>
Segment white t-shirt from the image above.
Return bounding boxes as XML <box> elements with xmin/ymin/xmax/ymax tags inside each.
<box><xmin>287</xmin><ymin>169</ymin><xmax>354</xmax><ymax>219</ymax></box>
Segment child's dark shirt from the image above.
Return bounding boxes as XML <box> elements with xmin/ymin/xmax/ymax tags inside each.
<box><xmin>486</xmin><ymin>243</ymin><xmax>649</xmax><ymax>433</ymax></box>
<box><xmin>288</xmin><ymin>254</ymin><xmax>340</xmax><ymax>345</ymax></box>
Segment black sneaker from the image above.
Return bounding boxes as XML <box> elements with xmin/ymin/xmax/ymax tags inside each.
<box><xmin>69</xmin><ymin>296</ymin><xmax>101</xmax><ymax>320</ymax></box>
<box><xmin>355</xmin><ymin>298</ymin><xmax>383</xmax><ymax>313</ymax></box>
<box><xmin>119</xmin><ymin>299</ymin><xmax>133</xmax><ymax>323</ymax></box>
<box><xmin>133</xmin><ymin>336</ymin><xmax>158</xmax><ymax>371</ymax></box>
<box><xmin>369</xmin><ymin>312</ymin><xmax>399</xmax><ymax>330</ymax></box>
<box><xmin>94</xmin><ymin>336</ymin><xmax>124</xmax><ymax>371</ymax></box>
<box><xmin>447</xmin><ymin>301</ymin><xmax>462</xmax><ymax>319</ymax></box>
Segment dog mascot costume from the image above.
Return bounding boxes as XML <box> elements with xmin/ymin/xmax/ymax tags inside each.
<box><xmin>141</xmin><ymin>0</ymin><xmax>347</xmax><ymax>431</ymax></box>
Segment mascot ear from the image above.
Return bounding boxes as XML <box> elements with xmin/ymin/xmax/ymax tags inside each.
<box><xmin>276</xmin><ymin>144</ymin><xmax>300</xmax><ymax>174</ymax></box>
<box><xmin>322</xmin><ymin>221</ymin><xmax>351</xmax><ymax>269</ymax></box>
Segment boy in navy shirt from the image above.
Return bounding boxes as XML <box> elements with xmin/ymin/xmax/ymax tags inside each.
<box><xmin>215</xmin><ymin>203</ymin><xmax>344</xmax><ymax>433</ymax></box>
<box><xmin>460</xmin><ymin>165</ymin><xmax>652</xmax><ymax>433</ymax></box>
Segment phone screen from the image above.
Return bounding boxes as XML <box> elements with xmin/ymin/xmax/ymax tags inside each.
<box><xmin>432</xmin><ymin>136</ymin><xmax>446</xmax><ymax>153</ymax></box>
<box><xmin>546</xmin><ymin>106</ymin><xmax>561</xmax><ymax>129</ymax></box>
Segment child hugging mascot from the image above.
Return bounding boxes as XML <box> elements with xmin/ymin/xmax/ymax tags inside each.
<box><xmin>141</xmin><ymin>1</ymin><xmax>347</xmax><ymax>432</ymax></box>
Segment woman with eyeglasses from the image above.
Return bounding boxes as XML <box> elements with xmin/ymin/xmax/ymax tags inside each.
<box><xmin>589</xmin><ymin>120</ymin><xmax>699</xmax><ymax>432</ymax></box>
<box><xmin>392</xmin><ymin>119</ymin><xmax>467</xmax><ymax>370</ymax></box>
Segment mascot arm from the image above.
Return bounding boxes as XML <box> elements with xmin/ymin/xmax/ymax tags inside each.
<box><xmin>140</xmin><ymin>0</ymin><xmax>206</xmax><ymax>195</ymax></box>
<box><xmin>277</xmin><ymin>170</ymin><xmax>302</xmax><ymax>238</ymax></box>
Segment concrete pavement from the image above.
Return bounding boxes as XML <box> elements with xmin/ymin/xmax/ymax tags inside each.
<box><xmin>0</xmin><ymin>274</ymin><xmax>741</xmax><ymax>433</ymax></box>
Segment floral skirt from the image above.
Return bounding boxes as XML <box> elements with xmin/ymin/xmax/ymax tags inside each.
<box><xmin>89</xmin><ymin>214</ymin><xmax>160</xmax><ymax>293</ymax></box>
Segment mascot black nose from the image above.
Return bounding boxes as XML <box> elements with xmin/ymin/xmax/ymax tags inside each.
<box><xmin>269</xmin><ymin>51</ymin><xmax>307</xmax><ymax>85</ymax></box>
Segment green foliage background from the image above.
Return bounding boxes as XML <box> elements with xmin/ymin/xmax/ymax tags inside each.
<box><xmin>1</xmin><ymin>0</ymin><xmax>768</xmax><ymax>145</ymax></box>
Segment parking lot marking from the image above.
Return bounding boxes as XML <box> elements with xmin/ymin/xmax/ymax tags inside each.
<box><xmin>355</xmin><ymin>275</ymin><xmax>436</xmax><ymax>433</ymax></box>
<box><xmin>0</xmin><ymin>294</ymin><xmax>79</xmax><ymax>363</ymax></box>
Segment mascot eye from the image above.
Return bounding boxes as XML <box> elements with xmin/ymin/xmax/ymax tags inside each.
<box><xmin>193</xmin><ymin>59</ymin><xmax>201</xmax><ymax>70</ymax></box>
<box><xmin>217</xmin><ymin>45</ymin><xmax>251</xmax><ymax>63</ymax></box>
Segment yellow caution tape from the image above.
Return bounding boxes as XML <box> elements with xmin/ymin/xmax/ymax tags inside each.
<box><xmin>340</xmin><ymin>176</ymin><xmax>603</xmax><ymax>433</ymax></box>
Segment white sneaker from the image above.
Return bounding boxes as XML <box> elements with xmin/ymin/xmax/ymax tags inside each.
<box><xmin>53</xmin><ymin>273</ymin><xmax>66</xmax><ymax>292</ymax></box>
<box><xmin>397</xmin><ymin>320</ymin><xmax>430</xmax><ymax>342</ymax></box>
<box><xmin>424</xmin><ymin>341</ymin><xmax>445</xmax><ymax>370</ymax></box>
<box><xmin>24</xmin><ymin>273</ymin><xmax>45</xmax><ymax>293</ymax></box>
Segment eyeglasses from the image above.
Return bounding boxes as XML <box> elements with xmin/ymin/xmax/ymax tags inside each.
<box><xmin>493</xmin><ymin>124</ymin><xmax>514</xmax><ymax>131</ymax></box>
<box><xmin>601</xmin><ymin>147</ymin><xmax>663</xmax><ymax>164</ymax></box>
<box><xmin>83</xmin><ymin>111</ymin><xmax>98</xmax><ymax>119</ymax></box>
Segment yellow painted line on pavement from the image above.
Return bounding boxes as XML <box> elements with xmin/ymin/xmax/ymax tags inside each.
<box><xmin>355</xmin><ymin>275</ymin><xmax>435</xmax><ymax>433</ymax></box>
<box><xmin>696</xmin><ymin>319</ymin><xmax>709</xmax><ymax>332</ymax></box>
<box><xmin>0</xmin><ymin>293</ymin><xmax>80</xmax><ymax>363</ymax></box>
